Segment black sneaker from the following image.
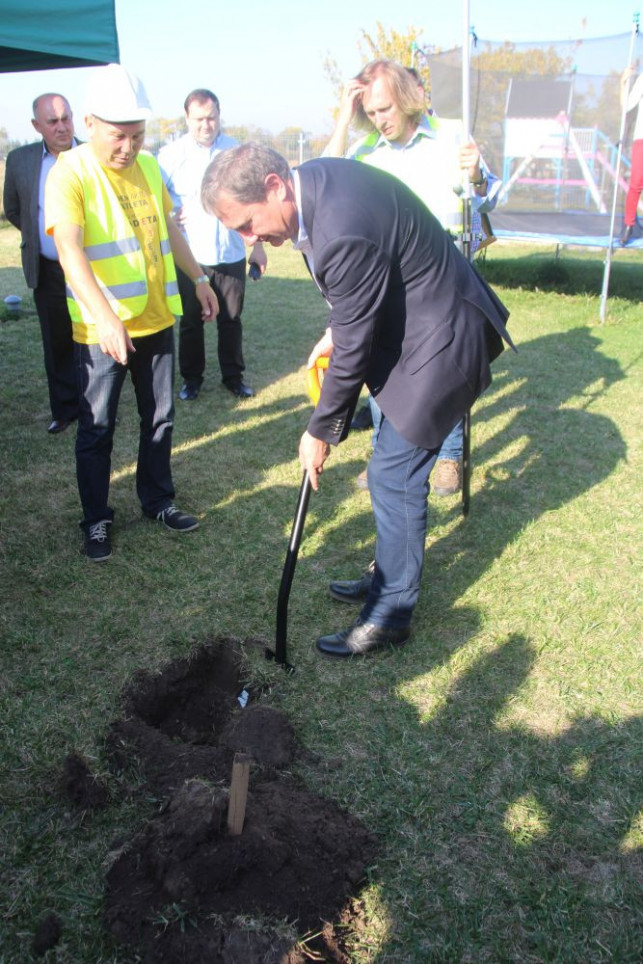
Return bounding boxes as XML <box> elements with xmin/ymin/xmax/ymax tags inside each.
<box><xmin>85</xmin><ymin>520</ymin><xmax>112</xmax><ymax>562</ymax></box>
<box><xmin>351</xmin><ymin>403</ymin><xmax>373</xmax><ymax>431</ymax></box>
<box><xmin>179</xmin><ymin>383</ymin><xmax>199</xmax><ymax>401</ymax></box>
<box><xmin>155</xmin><ymin>505</ymin><xmax>199</xmax><ymax>532</ymax></box>
<box><xmin>223</xmin><ymin>379</ymin><xmax>254</xmax><ymax>398</ymax></box>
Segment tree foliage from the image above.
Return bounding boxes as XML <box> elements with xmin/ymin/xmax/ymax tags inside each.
<box><xmin>359</xmin><ymin>21</ymin><xmax>431</xmax><ymax>91</ymax></box>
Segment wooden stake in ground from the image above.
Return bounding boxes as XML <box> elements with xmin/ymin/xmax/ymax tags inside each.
<box><xmin>227</xmin><ymin>753</ymin><xmax>250</xmax><ymax>835</ymax></box>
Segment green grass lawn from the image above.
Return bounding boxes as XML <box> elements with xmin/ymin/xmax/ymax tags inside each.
<box><xmin>0</xmin><ymin>223</ymin><xmax>641</xmax><ymax>962</ymax></box>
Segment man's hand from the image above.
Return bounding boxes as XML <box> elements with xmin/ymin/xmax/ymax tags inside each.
<box><xmin>172</xmin><ymin>206</ymin><xmax>186</xmax><ymax>229</ymax></box>
<box><xmin>249</xmin><ymin>242</ymin><xmax>267</xmax><ymax>276</ymax></box>
<box><xmin>324</xmin><ymin>79</ymin><xmax>366</xmax><ymax>158</ymax></box>
<box><xmin>459</xmin><ymin>140</ymin><xmax>483</xmax><ymax>183</ymax></box>
<box><xmin>195</xmin><ymin>280</ymin><xmax>219</xmax><ymax>321</ymax></box>
<box><xmin>299</xmin><ymin>430</ymin><xmax>330</xmax><ymax>491</ymax></box>
<box><xmin>96</xmin><ymin>313</ymin><xmax>135</xmax><ymax>365</ymax></box>
<box><xmin>306</xmin><ymin>326</ymin><xmax>333</xmax><ymax>369</ymax></box>
<box><xmin>338</xmin><ymin>79</ymin><xmax>365</xmax><ymax>125</ymax></box>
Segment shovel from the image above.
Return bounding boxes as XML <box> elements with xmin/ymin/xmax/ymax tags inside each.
<box><xmin>266</xmin><ymin>358</ymin><xmax>329</xmax><ymax>672</ymax></box>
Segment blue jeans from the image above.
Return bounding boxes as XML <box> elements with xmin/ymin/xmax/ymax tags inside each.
<box><xmin>437</xmin><ymin>419</ymin><xmax>463</xmax><ymax>461</ymax></box>
<box><xmin>361</xmin><ymin>416</ymin><xmax>439</xmax><ymax>629</ymax></box>
<box><xmin>367</xmin><ymin>395</ymin><xmax>462</xmax><ymax>462</ymax></box>
<box><xmin>75</xmin><ymin>326</ymin><xmax>175</xmax><ymax>528</ymax></box>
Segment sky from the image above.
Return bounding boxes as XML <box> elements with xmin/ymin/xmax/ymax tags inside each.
<box><xmin>0</xmin><ymin>0</ymin><xmax>638</xmax><ymax>143</ymax></box>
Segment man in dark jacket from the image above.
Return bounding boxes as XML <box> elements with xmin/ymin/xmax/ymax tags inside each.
<box><xmin>202</xmin><ymin>144</ymin><xmax>514</xmax><ymax>658</ymax></box>
<box><xmin>3</xmin><ymin>94</ymin><xmax>79</xmax><ymax>433</ymax></box>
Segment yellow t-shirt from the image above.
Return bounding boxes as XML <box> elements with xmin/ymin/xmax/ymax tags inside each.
<box><xmin>46</xmin><ymin>153</ymin><xmax>175</xmax><ymax>343</ymax></box>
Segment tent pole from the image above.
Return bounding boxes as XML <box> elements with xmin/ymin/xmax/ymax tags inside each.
<box><xmin>600</xmin><ymin>14</ymin><xmax>639</xmax><ymax>323</ymax></box>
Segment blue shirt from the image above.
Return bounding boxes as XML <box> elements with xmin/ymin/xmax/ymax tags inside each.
<box><xmin>157</xmin><ymin>131</ymin><xmax>245</xmax><ymax>266</ymax></box>
<box><xmin>39</xmin><ymin>138</ymin><xmax>79</xmax><ymax>261</ymax></box>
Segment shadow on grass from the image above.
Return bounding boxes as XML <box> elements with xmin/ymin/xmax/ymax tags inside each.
<box><xmin>477</xmin><ymin>250</ymin><xmax>643</xmax><ymax>302</ymax></box>
<box><xmin>418</xmin><ymin>325</ymin><xmax>627</xmax><ymax>618</ymax></box>
<box><xmin>294</xmin><ymin>326</ymin><xmax>632</xmax><ymax>959</ymax></box>
<box><xmin>306</xmin><ymin>325</ymin><xmax>626</xmax><ymax>629</ymax></box>
<box><xmin>369</xmin><ymin>635</ymin><xmax>643</xmax><ymax>960</ymax></box>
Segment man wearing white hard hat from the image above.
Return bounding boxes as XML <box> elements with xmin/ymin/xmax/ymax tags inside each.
<box><xmin>46</xmin><ymin>64</ymin><xmax>219</xmax><ymax>561</ymax></box>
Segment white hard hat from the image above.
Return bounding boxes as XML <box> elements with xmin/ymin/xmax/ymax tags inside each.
<box><xmin>85</xmin><ymin>63</ymin><xmax>152</xmax><ymax>123</ymax></box>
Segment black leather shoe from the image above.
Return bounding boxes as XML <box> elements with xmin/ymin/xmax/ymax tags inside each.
<box><xmin>316</xmin><ymin>618</ymin><xmax>410</xmax><ymax>658</ymax></box>
<box><xmin>224</xmin><ymin>379</ymin><xmax>254</xmax><ymax>398</ymax></box>
<box><xmin>329</xmin><ymin>561</ymin><xmax>375</xmax><ymax>603</ymax></box>
<box><xmin>47</xmin><ymin>419</ymin><xmax>72</xmax><ymax>434</ymax></box>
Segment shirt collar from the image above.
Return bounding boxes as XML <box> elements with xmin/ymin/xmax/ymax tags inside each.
<box><xmin>371</xmin><ymin>115</ymin><xmax>437</xmax><ymax>152</ymax></box>
<box><xmin>291</xmin><ymin>168</ymin><xmax>311</xmax><ymax>254</ymax></box>
<box><xmin>42</xmin><ymin>136</ymin><xmax>78</xmax><ymax>158</ymax></box>
<box><xmin>189</xmin><ymin>132</ymin><xmax>223</xmax><ymax>155</ymax></box>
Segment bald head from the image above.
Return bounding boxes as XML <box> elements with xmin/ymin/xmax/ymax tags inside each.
<box><xmin>32</xmin><ymin>93</ymin><xmax>75</xmax><ymax>156</ymax></box>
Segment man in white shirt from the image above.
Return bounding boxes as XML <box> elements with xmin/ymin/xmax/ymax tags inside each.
<box><xmin>324</xmin><ymin>60</ymin><xmax>501</xmax><ymax>496</ymax></box>
<box><xmin>158</xmin><ymin>89</ymin><xmax>266</xmax><ymax>399</ymax></box>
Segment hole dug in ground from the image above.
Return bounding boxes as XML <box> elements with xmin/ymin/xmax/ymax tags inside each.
<box><xmin>63</xmin><ymin>639</ymin><xmax>376</xmax><ymax>963</ymax></box>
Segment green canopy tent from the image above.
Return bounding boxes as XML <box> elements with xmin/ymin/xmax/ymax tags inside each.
<box><xmin>0</xmin><ymin>0</ymin><xmax>119</xmax><ymax>72</ymax></box>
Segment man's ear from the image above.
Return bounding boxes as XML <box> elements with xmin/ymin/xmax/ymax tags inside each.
<box><xmin>31</xmin><ymin>118</ymin><xmax>41</xmax><ymax>136</ymax></box>
<box><xmin>265</xmin><ymin>172</ymin><xmax>286</xmax><ymax>198</ymax></box>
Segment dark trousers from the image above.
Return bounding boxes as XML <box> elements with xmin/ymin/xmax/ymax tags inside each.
<box><xmin>75</xmin><ymin>326</ymin><xmax>175</xmax><ymax>528</ymax></box>
<box><xmin>176</xmin><ymin>259</ymin><xmax>246</xmax><ymax>387</ymax></box>
<box><xmin>33</xmin><ymin>257</ymin><xmax>79</xmax><ymax>422</ymax></box>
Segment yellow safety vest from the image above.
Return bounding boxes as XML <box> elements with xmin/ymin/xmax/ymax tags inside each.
<box><xmin>63</xmin><ymin>146</ymin><xmax>182</xmax><ymax>324</ymax></box>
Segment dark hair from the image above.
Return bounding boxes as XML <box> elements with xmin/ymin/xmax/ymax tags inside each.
<box><xmin>201</xmin><ymin>142</ymin><xmax>291</xmax><ymax>212</ymax></box>
<box><xmin>184</xmin><ymin>88</ymin><xmax>220</xmax><ymax>114</ymax></box>
<box><xmin>353</xmin><ymin>60</ymin><xmax>425</xmax><ymax>130</ymax></box>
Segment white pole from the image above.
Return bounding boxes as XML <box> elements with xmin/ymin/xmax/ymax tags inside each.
<box><xmin>462</xmin><ymin>0</ymin><xmax>471</xmax><ymax>141</ymax></box>
<box><xmin>599</xmin><ymin>14</ymin><xmax>639</xmax><ymax>323</ymax></box>
<box><xmin>461</xmin><ymin>0</ymin><xmax>472</xmax><ymax>261</ymax></box>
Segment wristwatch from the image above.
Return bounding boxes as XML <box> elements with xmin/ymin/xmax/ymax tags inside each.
<box><xmin>193</xmin><ymin>274</ymin><xmax>210</xmax><ymax>285</ymax></box>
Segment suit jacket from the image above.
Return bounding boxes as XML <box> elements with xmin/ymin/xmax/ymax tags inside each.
<box><xmin>299</xmin><ymin>158</ymin><xmax>513</xmax><ymax>451</ymax></box>
<box><xmin>3</xmin><ymin>141</ymin><xmax>46</xmax><ymax>289</ymax></box>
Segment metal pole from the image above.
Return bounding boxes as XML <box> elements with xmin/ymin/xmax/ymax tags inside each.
<box><xmin>461</xmin><ymin>0</ymin><xmax>472</xmax><ymax>516</ymax></box>
<box><xmin>600</xmin><ymin>14</ymin><xmax>639</xmax><ymax>323</ymax></box>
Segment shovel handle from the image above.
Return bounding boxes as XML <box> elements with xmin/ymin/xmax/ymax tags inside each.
<box><xmin>462</xmin><ymin>409</ymin><xmax>471</xmax><ymax>516</ymax></box>
<box><xmin>274</xmin><ymin>470</ymin><xmax>312</xmax><ymax>666</ymax></box>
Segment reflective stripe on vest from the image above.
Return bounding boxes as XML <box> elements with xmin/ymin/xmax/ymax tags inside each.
<box><xmin>84</xmin><ymin>237</ymin><xmax>141</xmax><ymax>260</ymax></box>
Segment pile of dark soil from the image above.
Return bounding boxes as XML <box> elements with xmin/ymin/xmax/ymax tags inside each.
<box><xmin>62</xmin><ymin>639</ymin><xmax>376</xmax><ymax>963</ymax></box>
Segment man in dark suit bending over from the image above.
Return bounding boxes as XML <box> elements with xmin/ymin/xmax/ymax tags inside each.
<box><xmin>202</xmin><ymin>143</ymin><xmax>513</xmax><ymax>659</ymax></box>
<box><xmin>3</xmin><ymin>94</ymin><xmax>80</xmax><ymax>433</ymax></box>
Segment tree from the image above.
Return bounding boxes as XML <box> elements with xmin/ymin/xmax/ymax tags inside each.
<box><xmin>359</xmin><ymin>21</ymin><xmax>431</xmax><ymax>92</ymax></box>
<box><xmin>145</xmin><ymin>116</ymin><xmax>185</xmax><ymax>153</ymax></box>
